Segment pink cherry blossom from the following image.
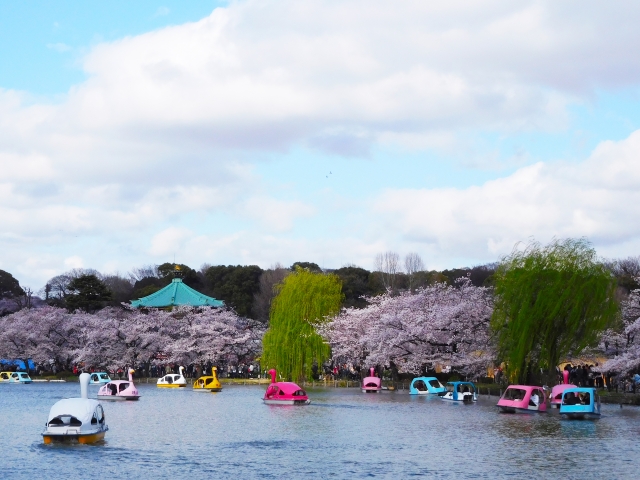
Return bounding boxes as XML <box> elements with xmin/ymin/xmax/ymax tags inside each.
<box><xmin>319</xmin><ymin>278</ymin><xmax>494</xmax><ymax>376</ymax></box>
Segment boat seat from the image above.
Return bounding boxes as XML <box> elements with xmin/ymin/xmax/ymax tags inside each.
<box><xmin>69</xmin><ymin>417</ymin><xmax>82</xmax><ymax>426</ymax></box>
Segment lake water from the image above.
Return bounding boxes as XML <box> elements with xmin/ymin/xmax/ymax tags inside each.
<box><xmin>1</xmin><ymin>382</ymin><xmax>639</xmax><ymax>479</ymax></box>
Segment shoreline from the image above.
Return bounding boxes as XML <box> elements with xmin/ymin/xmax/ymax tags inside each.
<box><xmin>23</xmin><ymin>376</ymin><xmax>640</xmax><ymax>405</ymax></box>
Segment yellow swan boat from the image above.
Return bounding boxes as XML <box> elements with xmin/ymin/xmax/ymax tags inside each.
<box><xmin>193</xmin><ymin>367</ymin><xmax>222</xmax><ymax>392</ymax></box>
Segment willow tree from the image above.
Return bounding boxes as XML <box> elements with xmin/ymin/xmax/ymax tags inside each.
<box><xmin>261</xmin><ymin>268</ymin><xmax>343</xmax><ymax>382</ymax></box>
<box><xmin>491</xmin><ymin>238</ymin><xmax>618</xmax><ymax>384</ymax></box>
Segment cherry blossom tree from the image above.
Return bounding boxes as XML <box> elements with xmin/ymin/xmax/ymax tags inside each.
<box><xmin>165</xmin><ymin>307</ymin><xmax>265</xmax><ymax>366</ymax></box>
<box><xmin>74</xmin><ymin>307</ymin><xmax>166</xmax><ymax>370</ymax></box>
<box><xmin>320</xmin><ymin>278</ymin><xmax>494</xmax><ymax>377</ymax></box>
<box><xmin>599</xmin><ymin>283</ymin><xmax>640</xmax><ymax>374</ymax></box>
<box><xmin>0</xmin><ymin>305</ymin><xmax>264</xmax><ymax>372</ymax></box>
<box><xmin>0</xmin><ymin>306</ymin><xmax>89</xmax><ymax>370</ymax></box>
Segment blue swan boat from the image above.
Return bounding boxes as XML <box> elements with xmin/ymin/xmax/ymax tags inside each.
<box><xmin>409</xmin><ymin>377</ymin><xmax>446</xmax><ymax>395</ymax></box>
<box><xmin>440</xmin><ymin>381</ymin><xmax>477</xmax><ymax>403</ymax></box>
<box><xmin>560</xmin><ymin>387</ymin><xmax>601</xmax><ymax>420</ymax></box>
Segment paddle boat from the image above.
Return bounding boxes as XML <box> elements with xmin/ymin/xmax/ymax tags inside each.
<box><xmin>560</xmin><ymin>387</ymin><xmax>601</xmax><ymax>420</ymax></box>
<box><xmin>550</xmin><ymin>383</ymin><xmax>577</xmax><ymax>408</ymax></box>
<box><xmin>362</xmin><ymin>367</ymin><xmax>382</xmax><ymax>393</ymax></box>
<box><xmin>89</xmin><ymin>372</ymin><xmax>112</xmax><ymax>385</ymax></box>
<box><xmin>497</xmin><ymin>385</ymin><xmax>547</xmax><ymax>413</ymax></box>
<box><xmin>0</xmin><ymin>371</ymin><xmax>32</xmax><ymax>383</ymax></box>
<box><xmin>42</xmin><ymin>373</ymin><xmax>108</xmax><ymax>444</ymax></box>
<box><xmin>410</xmin><ymin>376</ymin><xmax>446</xmax><ymax>395</ymax></box>
<box><xmin>193</xmin><ymin>367</ymin><xmax>222</xmax><ymax>392</ymax></box>
<box><xmin>98</xmin><ymin>368</ymin><xmax>140</xmax><ymax>401</ymax></box>
<box><xmin>157</xmin><ymin>366</ymin><xmax>187</xmax><ymax>388</ymax></box>
<box><xmin>263</xmin><ymin>369</ymin><xmax>310</xmax><ymax>405</ymax></box>
<box><xmin>440</xmin><ymin>381</ymin><xmax>477</xmax><ymax>403</ymax></box>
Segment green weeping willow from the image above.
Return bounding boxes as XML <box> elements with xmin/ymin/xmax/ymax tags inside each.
<box><xmin>261</xmin><ymin>268</ymin><xmax>343</xmax><ymax>382</ymax></box>
<box><xmin>491</xmin><ymin>238</ymin><xmax>618</xmax><ymax>384</ymax></box>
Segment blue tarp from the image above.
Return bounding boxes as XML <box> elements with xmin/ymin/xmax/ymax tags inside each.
<box><xmin>0</xmin><ymin>359</ymin><xmax>36</xmax><ymax>370</ymax></box>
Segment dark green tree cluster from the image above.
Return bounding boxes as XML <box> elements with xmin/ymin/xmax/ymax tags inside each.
<box><xmin>65</xmin><ymin>274</ymin><xmax>112</xmax><ymax>313</ymax></box>
<box><xmin>332</xmin><ymin>266</ymin><xmax>384</xmax><ymax>308</ymax></box>
<box><xmin>0</xmin><ymin>270</ymin><xmax>24</xmax><ymax>299</ymax></box>
<box><xmin>203</xmin><ymin>265</ymin><xmax>263</xmax><ymax>317</ymax></box>
<box><xmin>491</xmin><ymin>238</ymin><xmax>618</xmax><ymax>384</ymax></box>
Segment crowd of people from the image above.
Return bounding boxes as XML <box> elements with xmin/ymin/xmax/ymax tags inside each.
<box><xmin>562</xmin><ymin>363</ymin><xmax>604</xmax><ymax>387</ymax></box>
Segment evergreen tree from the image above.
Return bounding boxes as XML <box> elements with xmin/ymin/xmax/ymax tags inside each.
<box><xmin>66</xmin><ymin>274</ymin><xmax>112</xmax><ymax>313</ymax></box>
<box><xmin>0</xmin><ymin>269</ymin><xmax>24</xmax><ymax>298</ymax></box>
<box><xmin>204</xmin><ymin>265</ymin><xmax>263</xmax><ymax>318</ymax></box>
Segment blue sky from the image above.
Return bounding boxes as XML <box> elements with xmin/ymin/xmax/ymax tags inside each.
<box><xmin>2</xmin><ymin>1</ymin><xmax>640</xmax><ymax>289</ymax></box>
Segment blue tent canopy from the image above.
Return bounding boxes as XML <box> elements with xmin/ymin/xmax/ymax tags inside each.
<box><xmin>1</xmin><ymin>359</ymin><xmax>36</xmax><ymax>370</ymax></box>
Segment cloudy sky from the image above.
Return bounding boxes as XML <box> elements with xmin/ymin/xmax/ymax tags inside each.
<box><xmin>2</xmin><ymin>0</ymin><xmax>640</xmax><ymax>290</ymax></box>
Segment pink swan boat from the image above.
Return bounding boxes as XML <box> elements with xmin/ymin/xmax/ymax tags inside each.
<box><xmin>98</xmin><ymin>368</ymin><xmax>140</xmax><ymax>401</ymax></box>
<box><xmin>362</xmin><ymin>367</ymin><xmax>382</xmax><ymax>393</ymax></box>
<box><xmin>550</xmin><ymin>383</ymin><xmax>577</xmax><ymax>409</ymax></box>
<box><xmin>263</xmin><ymin>369</ymin><xmax>310</xmax><ymax>405</ymax></box>
<box><xmin>497</xmin><ymin>385</ymin><xmax>547</xmax><ymax>413</ymax></box>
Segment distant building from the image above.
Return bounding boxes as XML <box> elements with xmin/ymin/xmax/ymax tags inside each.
<box><xmin>130</xmin><ymin>266</ymin><xmax>223</xmax><ymax>308</ymax></box>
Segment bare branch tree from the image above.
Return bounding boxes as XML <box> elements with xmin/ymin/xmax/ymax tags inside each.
<box><xmin>404</xmin><ymin>252</ymin><xmax>425</xmax><ymax>291</ymax></box>
<box><xmin>128</xmin><ymin>265</ymin><xmax>159</xmax><ymax>283</ymax></box>
<box><xmin>374</xmin><ymin>251</ymin><xmax>400</xmax><ymax>292</ymax></box>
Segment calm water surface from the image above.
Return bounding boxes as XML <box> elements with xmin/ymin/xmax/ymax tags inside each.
<box><xmin>1</xmin><ymin>382</ymin><xmax>639</xmax><ymax>479</ymax></box>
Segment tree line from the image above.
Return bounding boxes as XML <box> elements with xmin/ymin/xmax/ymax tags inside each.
<box><xmin>0</xmin><ymin>255</ymin><xmax>500</xmax><ymax>318</ymax></box>
<box><xmin>1</xmin><ymin>241</ymin><xmax>640</xmax><ymax>383</ymax></box>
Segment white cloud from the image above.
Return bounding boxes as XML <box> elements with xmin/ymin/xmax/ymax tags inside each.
<box><xmin>373</xmin><ymin>130</ymin><xmax>640</xmax><ymax>266</ymax></box>
<box><xmin>3</xmin><ymin>1</ymin><xmax>640</xmax><ymax>286</ymax></box>
<box><xmin>241</xmin><ymin>197</ymin><xmax>315</xmax><ymax>232</ymax></box>
<box><xmin>64</xmin><ymin>256</ymin><xmax>84</xmax><ymax>269</ymax></box>
<box><xmin>149</xmin><ymin>227</ymin><xmax>193</xmax><ymax>256</ymax></box>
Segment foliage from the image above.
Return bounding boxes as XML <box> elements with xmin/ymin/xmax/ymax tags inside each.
<box><xmin>101</xmin><ymin>274</ymin><xmax>134</xmax><ymax>305</ymax></box>
<box><xmin>157</xmin><ymin>263</ymin><xmax>203</xmax><ymax>290</ymax></box>
<box><xmin>442</xmin><ymin>264</ymin><xmax>497</xmax><ymax>287</ymax></box>
<box><xmin>0</xmin><ymin>269</ymin><xmax>24</xmax><ymax>298</ymax></box>
<box><xmin>290</xmin><ymin>262</ymin><xmax>322</xmax><ymax>272</ymax></box>
<box><xmin>261</xmin><ymin>268</ymin><xmax>343</xmax><ymax>381</ymax></box>
<box><xmin>334</xmin><ymin>266</ymin><xmax>384</xmax><ymax>308</ymax></box>
<box><xmin>65</xmin><ymin>274</ymin><xmax>112</xmax><ymax>313</ymax></box>
<box><xmin>604</xmin><ymin>256</ymin><xmax>640</xmax><ymax>293</ymax></box>
<box><xmin>320</xmin><ymin>278</ymin><xmax>493</xmax><ymax>376</ymax></box>
<box><xmin>252</xmin><ymin>264</ymin><xmax>290</xmax><ymax>323</ymax></box>
<box><xmin>204</xmin><ymin>265</ymin><xmax>263</xmax><ymax>318</ymax></box>
<box><xmin>491</xmin><ymin>238</ymin><xmax>618</xmax><ymax>383</ymax></box>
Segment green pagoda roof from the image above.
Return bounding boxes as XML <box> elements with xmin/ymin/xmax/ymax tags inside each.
<box><xmin>130</xmin><ymin>278</ymin><xmax>224</xmax><ymax>308</ymax></box>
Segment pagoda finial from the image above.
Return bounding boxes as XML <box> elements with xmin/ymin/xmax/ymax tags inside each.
<box><xmin>173</xmin><ymin>264</ymin><xmax>184</xmax><ymax>279</ymax></box>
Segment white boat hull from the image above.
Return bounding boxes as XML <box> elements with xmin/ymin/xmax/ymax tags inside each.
<box><xmin>441</xmin><ymin>393</ymin><xmax>477</xmax><ymax>403</ymax></box>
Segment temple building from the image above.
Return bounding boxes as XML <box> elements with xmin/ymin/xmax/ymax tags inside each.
<box><xmin>130</xmin><ymin>267</ymin><xmax>224</xmax><ymax>308</ymax></box>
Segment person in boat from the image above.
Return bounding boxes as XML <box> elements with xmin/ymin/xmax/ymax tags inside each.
<box><xmin>530</xmin><ymin>391</ymin><xmax>539</xmax><ymax>407</ymax></box>
<box><xmin>109</xmin><ymin>383</ymin><xmax>117</xmax><ymax>395</ymax></box>
<box><xmin>579</xmin><ymin>392</ymin><xmax>590</xmax><ymax>405</ymax></box>
<box><xmin>564</xmin><ymin>392</ymin><xmax>577</xmax><ymax>405</ymax></box>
